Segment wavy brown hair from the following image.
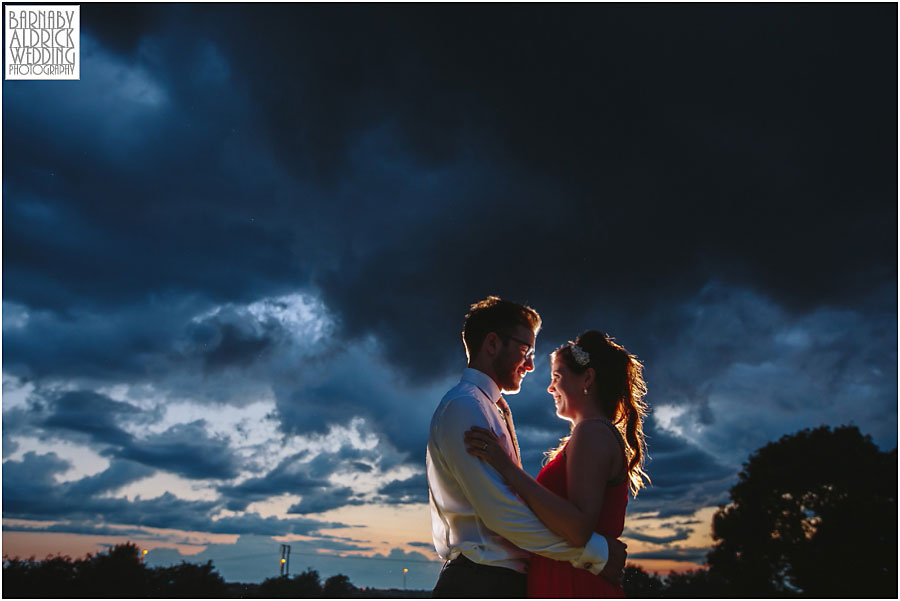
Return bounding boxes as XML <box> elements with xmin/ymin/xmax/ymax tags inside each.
<box><xmin>546</xmin><ymin>330</ymin><xmax>650</xmax><ymax>496</ymax></box>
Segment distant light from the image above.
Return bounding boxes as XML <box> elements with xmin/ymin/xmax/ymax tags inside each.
<box><xmin>142</xmin><ymin>550</ymin><xmax>148</xmax><ymax>556</ymax></box>
<box><xmin>281</xmin><ymin>558</ymin><xmax>286</xmax><ymax>564</ymax></box>
<box><xmin>403</xmin><ymin>568</ymin><xmax>408</xmax><ymax>573</ymax></box>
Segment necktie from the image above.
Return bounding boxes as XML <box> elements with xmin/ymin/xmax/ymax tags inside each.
<box><xmin>496</xmin><ymin>397</ymin><xmax>521</xmax><ymax>467</ymax></box>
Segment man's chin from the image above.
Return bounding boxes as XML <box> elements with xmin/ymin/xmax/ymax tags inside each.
<box><xmin>502</xmin><ymin>380</ymin><xmax>524</xmax><ymax>394</ymax></box>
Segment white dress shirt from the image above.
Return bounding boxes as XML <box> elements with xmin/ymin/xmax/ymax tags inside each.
<box><xmin>426</xmin><ymin>368</ymin><xmax>610</xmax><ymax>575</ymax></box>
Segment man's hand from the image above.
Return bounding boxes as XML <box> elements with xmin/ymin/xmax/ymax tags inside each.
<box><xmin>599</xmin><ymin>537</ymin><xmax>627</xmax><ymax>587</ymax></box>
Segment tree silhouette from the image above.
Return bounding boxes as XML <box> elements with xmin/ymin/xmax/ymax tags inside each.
<box><xmin>2</xmin><ymin>555</ymin><xmax>77</xmax><ymax>598</ymax></box>
<box><xmin>258</xmin><ymin>567</ymin><xmax>323</xmax><ymax>598</ymax></box>
<box><xmin>3</xmin><ymin>542</ymin><xmax>230</xmax><ymax>599</ymax></box>
<box><xmin>76</xmin><ymin>542</ymin><xmax>148</xmax><ymax>598</ymax></box>
<box><xmin>662</xmin><ymin>568</ymin><xmax>727</xmax><ymax>598</ymax></box>
<box><xmin>147</xmin><ymin>560</ymin><xmax>228</xmax><ymax>598</ymax></box>
<box><xmin>622</xmin><ymin>564</ymin><xmax>664</xmax><ymax>597</ymax></box>
<box><xmin>323</xmin><ymin>573</ymin><xmax>357</xmax><ymax>598</ymax></box>
<box><xmin>708</xmin><ymin>425</ymin><xmax>897</xmax><ymax>597</ymax></box>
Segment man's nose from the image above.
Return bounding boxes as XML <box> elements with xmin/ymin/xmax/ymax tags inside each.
<box><xmin>524</xmin><ymin>356</ymin><xmax>535</xmax><ymax>371</ymax></box>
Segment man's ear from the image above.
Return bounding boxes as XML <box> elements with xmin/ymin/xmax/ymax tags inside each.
<box><xmin>483</xmin><ymin>332</ymin><xmax>502</xmax><ymax>357</ymax></box>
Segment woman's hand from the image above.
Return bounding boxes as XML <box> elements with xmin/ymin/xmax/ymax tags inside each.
<box><xmin>464</xmin><ymin>426</ymin><xmax>515</xmax><ymax>477</ymax></box>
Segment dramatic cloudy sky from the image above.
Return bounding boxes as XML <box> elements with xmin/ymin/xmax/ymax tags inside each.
<box><xmin>2</xmin><ymin>3</ymin><xmax>896</xmax><ymax>589</ymax></box>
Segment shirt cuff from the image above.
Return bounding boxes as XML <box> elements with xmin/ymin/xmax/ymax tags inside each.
<box><xmin>570</xmin><ymin>533</ymin><xmax>608</xmax><ymax>575</ymax></box>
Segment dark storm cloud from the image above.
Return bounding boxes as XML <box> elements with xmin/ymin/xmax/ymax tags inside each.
<box><xmin>2</xmin><ymin>451</ymin><xmax>74</xmax><ymax>515</ymax></box>
<box><xmin>269</xmin><ymin>345</ymin><xmax>451</xmax><ymax>458</ymax></box>
<box><xmin>622</xmin><ymin>527</ymin><xmax>692</xmax><ymax>545</ymax></box>
<box><xmin>218</xmin><ymin>452</ymin><xmax>330</xmax><ymax>511</ymax></box>
<box><xmin>205</xmin><ymin>3</ymin><xmax>895</xmax><ymax>381</ymax></box>
<box><xmin>115</xmin><ymin>421</ymin><xmax>240</xmax><ymax>480</ymax></box>
<box><xmin>629</xmin><ymin>548</ymin><xmax>711</xmax><ymax>564</ymax></box>
<box><xmin>6</xmin><ymin>4</ymin><xmax>894</xmax><ymax>383</ymax></box>
<box><xmin>3</xmin><ymin>298</ymin><xmax>212</xmax><ymax>382</ymax></box>
<box><xmin>628</xmin><ymin>426</ymin><xmax>734</xmax><ymax>518</ymax></box>
<box><xmin>65</xmin><ymin>460</ymin><xmax>155</xmax><ymax>498</ymax></box>
<box><xmin>5</xmin><ymin>2</ymin><xmax>895</xmax><ymax>455</ymax></box>
<box><xmin>219</xmin><ymin>441</ymin><xmax>403</xmax><ymax>514</ymax></box>
<box><xmin>202</xmin><ymin>513</ymin><xmax>348</xmax><ymax>537</ymax></box>
<box><xmin>27</xmin><ymin>390</ymin><xmax>242</xmax><ymax>480</ymax></box>
<box><xmin>2</xmin><ymin>521</ymin><xmax>171</xmax><ymax>541</ymax></box>
<box><xmin>198</xmin><ymin>321</ymin><xmax>274</xmax><ymax>370</ymax></box>
<box><xmin>42</xmin><ymin>390</ymin><xmax>142</xmax><ymax>447</ymax></box>
<box><xmin>3</xmin><ymin>27</ymin><xmax>308</xmax><ymax>315</ymax></box>
<box><xmin>2</xmin><ymin>451</ymin><xmax>349</xmax><ymax>535</ymax></box>
<box><xmin>287</xmin><ymin>487</ymin><xmax>367</xmax><ymax>515</ymax></box>
<box><xmin>641</xmin><ymin>428</ymin><xmax>733</xmax><ymax>490</ymax></box>
<box><xmin>376</xmin><ymin>473</ymin><xmax>428</xmax><ymax>505</ymax></box>
<box><xmin>216</xmin><ymin>429</ymin><xmax>414</xmax><ymax>515</ymax></box>
<box><xmin>186</xmin><ymin>307</ymin><xmax>282</xmax><ymax>372</ymax></box>
<box><xmin>1</xmin><ymin>452</ymin><xmax>213</xmax><ymax>523</ymax></box>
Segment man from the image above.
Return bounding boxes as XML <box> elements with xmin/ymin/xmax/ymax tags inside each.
<box><xmin>427</xmin><ymin>296</ymin><xmax>627</xmax><ymax>597</ymax></box>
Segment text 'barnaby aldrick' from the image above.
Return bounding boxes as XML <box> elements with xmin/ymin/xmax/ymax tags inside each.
<box><xmin>7</xmin><ymin>8</ymin><xmax>76</xmax><ymax>75</ymax></box>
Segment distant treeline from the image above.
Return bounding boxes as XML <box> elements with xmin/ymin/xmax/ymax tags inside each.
<box><xmin>1</xmin><ymin>543</ymin><xmax>396</xmax><ymax>599</ymax></box>
<box><xmin>3</xmin><ymin>426</ymin><xmax>896</xmax><ymax>598</ymax></box>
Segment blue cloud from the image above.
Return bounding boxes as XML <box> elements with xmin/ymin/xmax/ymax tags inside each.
<box><xmin>377</xmin><ymin>474</ymin><xmax>427</xmax><ymax>505</ymax></box>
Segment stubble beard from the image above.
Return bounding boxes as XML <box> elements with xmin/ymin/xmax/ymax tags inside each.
<box><xmin>493</xmin><ymin>355</ymin><xmax>523</xmax><ymax>394</ymax></box>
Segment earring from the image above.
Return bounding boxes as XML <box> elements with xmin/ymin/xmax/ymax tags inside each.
<box><xmin>583</xmin><ymin>388</ymin><xmax>589</xmax><ymax>395</ymax></box>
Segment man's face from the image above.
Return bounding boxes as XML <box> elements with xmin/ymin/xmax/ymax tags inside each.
<box><xmin>491</xmin><ymin>324</ymin><xmax>537</xmax><ymax>394</ymax></box>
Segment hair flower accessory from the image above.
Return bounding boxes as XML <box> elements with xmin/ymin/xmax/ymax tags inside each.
<box><xmin>568</xmin><ymin>342</ymin><xmax>590</xmax><ymax>366</ymax></box>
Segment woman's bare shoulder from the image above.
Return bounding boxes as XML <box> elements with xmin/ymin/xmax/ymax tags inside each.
<box><xmin>569</xmin><ymin>419</ymin><xmax>620</xmax><ymax>452</ymax></box>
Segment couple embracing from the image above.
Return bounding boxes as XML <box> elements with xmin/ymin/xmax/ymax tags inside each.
<box><xmin>426</xmin><ymin>296</ymin><xmax>649</xmax><ymax>598</ymax></box>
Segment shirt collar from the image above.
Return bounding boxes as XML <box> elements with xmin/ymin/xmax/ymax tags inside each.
<box><xmin>461</xmin><ymin>367</ymin><xmax>502</xmax><ymax>405</ymax></box>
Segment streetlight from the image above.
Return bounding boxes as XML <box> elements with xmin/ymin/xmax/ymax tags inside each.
<box><xmin>403</xmin><ymin>567</ymin><xmax>408</xmax><ymax>590</ymax></box>
<box><xmin>141</xmin><ymin>550</ymin><xmax>148</xmax><ymax>562</ymax></box>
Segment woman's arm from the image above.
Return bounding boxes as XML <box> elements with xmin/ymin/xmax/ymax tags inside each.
<box><xmin>464</xmin><ymin>420</ymin><xmax>621</xmax><ymax>547</ymax></box>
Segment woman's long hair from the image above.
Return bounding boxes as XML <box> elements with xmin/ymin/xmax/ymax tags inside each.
<box><xmin>546</xmin><ymin>330</ymin><xmax>650</xmax><ymax>496</ymax></box>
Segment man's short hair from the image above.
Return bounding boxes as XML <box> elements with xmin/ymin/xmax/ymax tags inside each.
<box><xmin>462</xmin><ymin>296</ymin><xmax>542</xmax><ymax>360</ymax></box>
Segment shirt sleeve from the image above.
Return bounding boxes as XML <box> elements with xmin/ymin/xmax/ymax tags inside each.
<box><xmin>436</xmin><ymin>395</ymin><xmax>609</xmax><ymax>574</ymax></box>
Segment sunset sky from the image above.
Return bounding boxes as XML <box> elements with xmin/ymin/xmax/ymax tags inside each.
<box><xmin>2</xmin><ymin>3</ymin><xmax>896</xmax><ymax>590</ymax></box>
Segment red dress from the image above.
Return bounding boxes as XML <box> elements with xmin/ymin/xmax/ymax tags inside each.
<box><xmin>527</xmin><ymin>442</ymin><xmax>628</xmax><ymax>598</ymax></box>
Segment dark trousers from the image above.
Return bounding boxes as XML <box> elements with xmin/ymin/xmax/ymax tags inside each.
<box><xmin>432</xmin><ymin>554</ymin><xmax>527</xmax><ymax>598</ymax></box>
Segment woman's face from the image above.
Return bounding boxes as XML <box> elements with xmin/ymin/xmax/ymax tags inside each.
<box><xmin>547</xmin><ymin>354</ymin><xmax>585</xmax><ymax>421</ymax></box>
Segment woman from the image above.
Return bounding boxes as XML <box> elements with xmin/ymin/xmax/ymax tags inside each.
<box><xmin>464</xmin><ymin>330</ymin><xmax>649</xmax><ymax>597</ymax></box>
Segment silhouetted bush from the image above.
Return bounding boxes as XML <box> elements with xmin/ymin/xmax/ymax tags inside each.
<box><xmin>258</xmin><ymin>567</ymin><xmax>323</xmax><ymax>598</ymax></box>
<box><xmin>148</xmin><ymin>560</ymin><xmax>228</xmax><ymax>598</ymax></box>
<box><xmin>75</xmin><ymin>542</ymin><xmax>148</xmax><ymax>597</ymax></box>
<box><xmin>2</xmin><ymin>555</ymin><xmax>78</xmax><ymax>598</ymax></box>
<box><xmin>622</xmin><ymin>564</ymin><xmax>664</xmax><ymax>597</ymax></box>
<box><xmin>662</xmin><ymin>568</ymin><xmax>728</xmax><ymax>598</ymax></box>
<box><xmin>323</xmin><ymin>573</ymin><xmax>357</xmax><ymax>597</ymax></box>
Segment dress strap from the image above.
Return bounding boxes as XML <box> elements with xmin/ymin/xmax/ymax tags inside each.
<box><xmin>583</xmin><ymin>417</ymin><xmax>628</xmax><ymax>487</ymax></box>
<box><xmin>594</xmin><ymin>417</ymin><xmax>626</xmax><ymax>452</ymax></box>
